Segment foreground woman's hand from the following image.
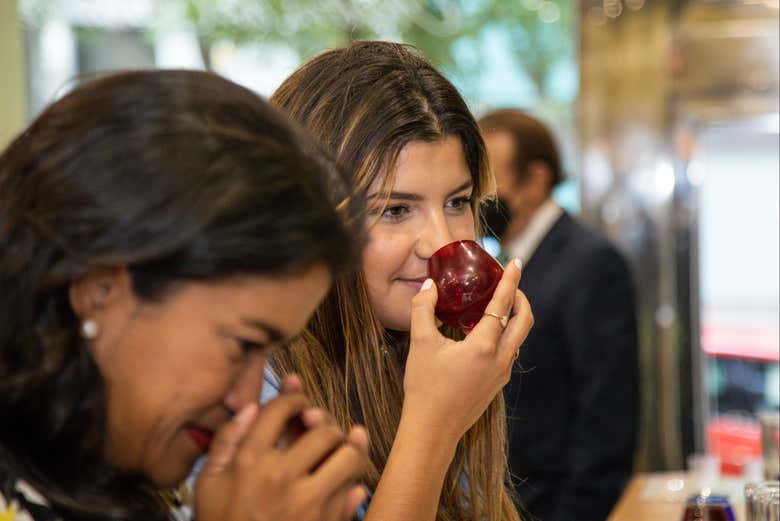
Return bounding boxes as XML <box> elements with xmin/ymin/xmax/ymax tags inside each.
<box><xmin>403</xmin><ymin>258</ymin><xmax>534</xmax><ymax>443</ymax></box>
<box><xmin>194</xmin><ymin>375</ymin><xmax>369</xmax><ymax>521</ymax></box>
<box><xmin>362</xmin><ymin>259</ymin><xmax>533</xmax><ymax>521</ymax></box>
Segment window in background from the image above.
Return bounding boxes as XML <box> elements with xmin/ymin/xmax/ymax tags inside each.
<box><xmin>694</xmin><ymin>114</ymin><xmax>780</xmax><ymax>475</ymax></box>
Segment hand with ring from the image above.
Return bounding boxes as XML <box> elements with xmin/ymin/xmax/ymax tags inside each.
<box><xmin>483</xmin><ymin>311</ymin><xmax>509</xmax><ymax>328</ymax></box>
<box><xmin>402</xmin><ymin>257</ymin><xmax>535</xmax><ymax>444</ymax></box>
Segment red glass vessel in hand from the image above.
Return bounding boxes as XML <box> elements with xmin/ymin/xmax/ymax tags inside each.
<box><xmin>428</xmin><ymin>240</ymin><xmax>504</xmax><ymax>331</ymax></box>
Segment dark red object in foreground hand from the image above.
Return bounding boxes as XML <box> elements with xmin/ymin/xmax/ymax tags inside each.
<box><xmin>277</xmin><ymin>414</ymin><xmax>308</xmax><ymax>450</ymax></box>
<box><xmin>428</xmin><ymin>240</ymin><xmax>504</xmax><ymax>330</ymax></box>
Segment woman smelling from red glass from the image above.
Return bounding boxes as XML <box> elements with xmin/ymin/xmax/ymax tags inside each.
<box><xmin>0</xmin><ymin>69</ymin><xmax>369</xmax><ymax>521</ymax></box>
<box><xmin>267</xmin><ymin>41</ymin><xmax>535</xmax><ymax>521</ymax></box>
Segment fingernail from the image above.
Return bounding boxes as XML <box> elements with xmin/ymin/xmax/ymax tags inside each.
<box><xmin>281</xmin><ymin>373</ymin><xmax>302</xmax><ymax>391</ymax></box>
<box><xmin>351</xmin><ymin>425</ymin><xmax>368</xmax><ymax>440</ymax></box>
<box><xmin>514</xmin><ymin>258</ymin><xmax>523</xmax><ymax>271</ymax></box>
<box><xmin>420</xmin><ymin>278</ymin><xmax>433</xmax><ymax>292</ymax></box>
<box><xmin>301</xmin><ymin>407</ymin><xmax>326</xmax><ymax>426</ymax></box>
<box><xmin>235</xmin><ymin>403</ymin><xmax>256</xmax><ymax>427</ymax></box>
<box><xmin>346</xmin><ymin>425</ymin><xmax>370</xmax><ymax>451</ymax></box>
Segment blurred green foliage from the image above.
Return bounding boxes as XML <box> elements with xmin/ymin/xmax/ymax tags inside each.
<box><xmin>19</xmin><ymin>0</ymin><xmax>576</xmax><ymax>109</ymax></box>
<box><xmin>168</xmin><ymin>0</ymin><xmax>575</xmax><ymax>104</ymax></box>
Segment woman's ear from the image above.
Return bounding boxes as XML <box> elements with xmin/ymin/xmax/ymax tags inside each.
<box><xmin>68</xmin><ymin>266</ymin><xmax>132</xmax><ymax>320</ymax></box>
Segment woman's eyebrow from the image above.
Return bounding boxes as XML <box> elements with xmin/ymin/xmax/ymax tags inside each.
<box><xmin>446</xmin><ymin>180</ymin><xmax>473</xmax><ymax>198</ymax></box>
<box><xmin>366</xmin><ymin>181</ymin><xmax>473</xmax><ymax>202</ymax></box>
<box><xmin>241</xmin><ymin>318</ymin><xmax>285</xmax><ymax>343</ymax></box>
<box><xmin>366</xmin><ymin>191</ymin><xmax>423</xmax><ymax>201</ymax></box>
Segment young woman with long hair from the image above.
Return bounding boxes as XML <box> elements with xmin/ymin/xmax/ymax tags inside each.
<box><xmin>269</xmin><ymin>41</ymin><xmax>534</xmax><ymax>521</ymax></box>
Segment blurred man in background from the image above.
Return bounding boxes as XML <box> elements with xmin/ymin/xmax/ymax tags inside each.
<box><xmin>479</xmin><ymin>109</ymin><xmax>639</xmax><ymax>521</ymax></box>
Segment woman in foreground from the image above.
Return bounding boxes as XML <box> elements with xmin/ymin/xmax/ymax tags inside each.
<box><xmin>0</xmin><ymin>69</ymin><xmax>368</xmax><ymax>521</ymax></box>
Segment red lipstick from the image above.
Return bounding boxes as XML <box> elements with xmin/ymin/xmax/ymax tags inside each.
<box><xmin>186</xmin><ymin>426</ymin><xmax>214</xmax><ymax>452</ymax></box>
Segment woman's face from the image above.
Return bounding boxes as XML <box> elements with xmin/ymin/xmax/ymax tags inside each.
<box><xmin>363</xmin><ymin>136</ymin><xmax>475</xmax><ymax>331</ymax></box>
<box><xmin>72</xmin><ymin>266</ymin><xmax>330</xmax><ymax>487</ymax></box>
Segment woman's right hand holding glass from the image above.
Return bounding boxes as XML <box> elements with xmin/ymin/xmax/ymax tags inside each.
<box><xmin>403</xmin><ymin>258</ymin><xmax>534</xmax><ymax>444</ymax></box>
<box><xmin>194</xmin><ymin>376</ymin><xmax>369</xmax><ymax>521</ymax></box>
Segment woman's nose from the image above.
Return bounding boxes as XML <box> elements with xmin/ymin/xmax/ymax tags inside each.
<box><xmin>416</xmin><ymin>211</ymin><xmax>456</xmax><ymax>260</ymax></box>
<box><xmin>224</xmin><ymin>354</ymin><xmax>266</xmax><ymax>413</ymax></box>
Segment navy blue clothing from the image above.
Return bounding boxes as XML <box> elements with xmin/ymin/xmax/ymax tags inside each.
<box><xmin>505</xmin><ymin>212</ymin><xmax>639</xmax><ymax>521</ymax></box>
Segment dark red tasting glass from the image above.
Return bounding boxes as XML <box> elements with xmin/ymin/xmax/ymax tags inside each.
<box><xmin>283</xmin><ymin>413</ymin><xmax>339</xmax><ymax>473</ymax></box>
<box><xmin>428</xmin><ymin>240</ymin><xmax>504</xmax><ymax>331</ymax></box>
<box><xmin>277</xmin><ymin>414</ymin><xmax>308</xmax><ymax>450</ymax></box>
<box><xmin>287</xmin><ymin>414</ymin><xmax>308</xmax><ymax>441</ymax></box>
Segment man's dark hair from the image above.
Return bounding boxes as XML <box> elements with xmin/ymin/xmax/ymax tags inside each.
<box><xmin>479</xmin><ymin>108</ymin><xmax>564</xmax><ymax>189</ymax></box>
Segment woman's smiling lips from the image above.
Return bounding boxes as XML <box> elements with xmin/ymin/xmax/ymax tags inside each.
<box><xmin>186</xmin><ymin>425</ymin><xmax>215</xmax><ymax>453</ymax></box>
<box><xmin>396</xmin><ymin>277</ymin><xmax>428</xmax><ymax>292</ymax></box>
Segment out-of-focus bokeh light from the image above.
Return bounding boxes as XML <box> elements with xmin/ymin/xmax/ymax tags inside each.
<box><xmin>652</xmin><ymin>161</ymin><xmax>677</xmax><ymax>201</ymax></box>
<box><xmin>538</xmin><ymin>2</ymin><xmax>561</xmax><ymax>24</ymax></box>
<box><xmin>604</xmin><ymin>0</ymin><xmax>624</xmax><ymax>19</ymax></box>
<box><xmin>626</xmin><ymin>0</ymin><xmax>646</xmax><ymax>12</ymax></box>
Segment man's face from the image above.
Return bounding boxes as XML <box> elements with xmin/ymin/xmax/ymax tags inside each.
<box><xmin>484</xmin><ymin>130</ymin><xmax>552</xmax><ymax>237</ymax></box>
<box><xmin>484</xmin><ymin>131</ymin><xmax>520</xmax><ymax>201</ymax></box>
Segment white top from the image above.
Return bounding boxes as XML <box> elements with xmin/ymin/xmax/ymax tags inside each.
<box><xmin>505</xmin><ymin>198</ymin><xmax>564</xmax><ymax>266</ymax></box>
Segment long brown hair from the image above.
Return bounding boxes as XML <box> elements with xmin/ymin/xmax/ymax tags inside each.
<box><xmin>271</xmin><ymin>41</ymin><xmax>520</xmax><ymax>521</ymax></box>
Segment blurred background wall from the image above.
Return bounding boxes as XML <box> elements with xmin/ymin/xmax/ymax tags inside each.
<box><xmin>579</xmin><ymin>0</ymin><xmax>779</xmax><ymax>474</ymax></box>
<box><xmin>0</xmin><ymin>0</ymin><xmax>27</xmax><ymax>149</ymax></box>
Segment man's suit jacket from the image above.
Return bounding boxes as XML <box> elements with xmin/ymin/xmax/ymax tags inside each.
<box><xmin>505</xmin><ymin>212</ymin><xmax>639</xmax><ymax>521</ymax></box>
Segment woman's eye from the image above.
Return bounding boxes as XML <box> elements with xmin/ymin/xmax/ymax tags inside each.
<box><xmin>381</xmin><ymin>204</ymin><xmax>410</xmax><ymax>221</ymax></box>
<box><xmin>230</xmin><ymin>338</ymin><xmax>263</xmax><ymax>361</ymax></box>
<box><xmin>447</xmin><ymin>196</ymin><xmax>473</xmax><ymax>211</ymax></box>
<box><xmin>238</xmin><ymin>339</ymin><xmax>260</xmax><ymax>353</ymax></box>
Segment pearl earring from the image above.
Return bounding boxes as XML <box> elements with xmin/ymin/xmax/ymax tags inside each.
<box><xmin>81</xmin><ymin>319</ymin><xmax>99</xmax><ymax>339</ymax></box>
